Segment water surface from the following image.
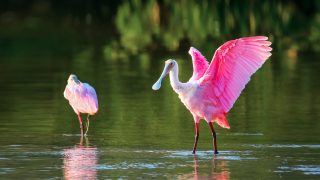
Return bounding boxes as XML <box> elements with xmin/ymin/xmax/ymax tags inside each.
<box><xmin>1</xmin><ymin>1</ymin><xmax>320</xmax><ymax>179</ymax></box>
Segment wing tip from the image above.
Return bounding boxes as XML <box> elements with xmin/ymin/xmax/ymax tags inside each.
<box><xmin>266</xmin><ymin>52</ymin><xmax>272</xmax><ymax>58</ymax></box>
<box><xmin>188</xmin><ymin>47</ymin><xmax>199</xmax><ymax>56</ymax></box>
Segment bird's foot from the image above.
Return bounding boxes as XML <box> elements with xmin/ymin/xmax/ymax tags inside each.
<box><xmin>214</xmin><ymin>150</ymin><xmax>219</xmax><ymax>154</ymax></box>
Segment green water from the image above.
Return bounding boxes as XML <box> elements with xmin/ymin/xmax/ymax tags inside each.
<box><xmin>1</xmin><ymin>1</ymin><xmax>320</xmax><ymax>179</ymax></box>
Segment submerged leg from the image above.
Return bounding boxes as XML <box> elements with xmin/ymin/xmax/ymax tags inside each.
<box><xmin>192</xmin><ymin>122</ymin><xmax>200</xmax><ymax>154</ymax></box>
<box><xmin>208</xmin><ymin>122</ymin><xmax>218</xmax><ymax>154</ymax></box>
<box><xmin>85</xmin><ymin>114</ymin><xmax>90</xmax><ymax>135</ymax></box>
<box><xmin>79</xmin><ymin>133</ymin><xmax>84</xmax><ymax>145</ymax></box>
<box><xmin>77</xmin><ymin>114</ymin><xmax>84</xmax><ymax>136</ymax></box>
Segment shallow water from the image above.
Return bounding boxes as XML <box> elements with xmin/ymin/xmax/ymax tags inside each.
<box><xmin>1</xmin><ymin>1</ymin><xmax>320</xmax><ymax>179</ymax></box>
<box><xmin>0</xmin><ymin>54</ymin><xmax>320</xmax><ymax>179</ymax></box>
<box><xmin>1</xmin><ymin>138</ymin><xmax>320</xmax><ymax>179</ymax></box>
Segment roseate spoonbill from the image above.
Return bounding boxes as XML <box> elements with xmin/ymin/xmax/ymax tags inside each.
<box><xmin>64</xmin><ymin>74</ymin><xmax>99</xmax><ymax>135</ymax></box>
<box><xmin>152</xmin><ymin>36</ymin><xmax>272</xmax><ymax>154</ymax></box>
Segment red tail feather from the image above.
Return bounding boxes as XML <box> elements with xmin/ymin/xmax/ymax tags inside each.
<box><xmin>215</xmin><ymin>113</ymin><xmax>230</xmax><ymax>129</ymax></box>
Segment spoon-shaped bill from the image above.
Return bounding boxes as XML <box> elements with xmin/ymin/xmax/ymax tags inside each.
<box><xmin>152</xmin><ymin>61</ymin><xmax>173</xmax><ymax>90</ymax></box>
<box><xmin>152</xmin><ymin>79</ymin><xmax>162</xmax><ymax>90</ymax></box>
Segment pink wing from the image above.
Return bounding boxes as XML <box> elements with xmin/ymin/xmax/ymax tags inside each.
<box><xmin>188</xmin><ymin>47</ymin><xmax>209</xmax><ymax>81</ymax></box>
<box><xmin>199</xmin><ymin>36</ymin><xmax>272</xmax><ymax>112</ymax></box>
<box><xmin>64</xmin><ymin>83</ymin><xmax>99</xmax><ymax>115</ymax></box>
<box><xmin>81</xmin><ymin>83</ymin><xmax>99</xmax><ymax>114</ymax></box>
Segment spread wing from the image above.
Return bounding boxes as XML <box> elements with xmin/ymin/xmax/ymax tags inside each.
<box><xmin>64</xmin><ymin>83</ymin><xmax>99</xmax><ymax>114</ymax></box>
<box><xmin>188</xmin><ymin>47</ymin><xmax>209</xmax><ymax>81</ymax></box>
<box><xmin>199</xmin><ymin>36</ymin><xmax>272</xmax><ymax>112</ymax></box>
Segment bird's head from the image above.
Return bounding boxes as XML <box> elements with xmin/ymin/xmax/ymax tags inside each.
<box><xmin>152</xmin><ymin>59</ymin><xmax>176</xmax><ymax>90</ymax></box>
<box><xmin>68</xmin><ymin>74</ymin><xmax>80</xmax><ymax>84</ymax></box>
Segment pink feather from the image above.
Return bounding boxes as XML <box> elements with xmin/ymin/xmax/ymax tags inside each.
<box><xmin>199</xmin><ymin>36</ymin><xmax>272</xmax><ymax>113</ymax></box>
<box><xmin>64</xmin><ymin>82</ymin><xmax>98</xmax><ymax>115</ymax></box>
<box><xmin>188</xmin><ymin>47</ymin><xmax>209</xmax><ymax>81</ymax></box>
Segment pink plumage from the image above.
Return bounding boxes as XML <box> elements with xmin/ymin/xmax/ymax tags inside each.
<box><xmin>188</xmin><ymin>47</ymin><xmax>209</xmax><ymax>81</ymax></box>
<box><xmin>152</xmin><ymin>36</ymin><xmax>272</xmax><ymax>154</ymax></box>
<box><xmin>64</xmin><ymin>74</ymin><xmax>98</xmax><ymax>135</ymax></box>
<box><xmin>187</xmin><ymin>36</ymin><xmax>272</xmax><ymax>129</ymax></box>
<box><xmin>199</xmin><ymin>36</ymin><xmax>272</xmax><ymax>113</ymax></box>
<box><xmin>64</xmin><ymin>83</ymin><xmax>98</xmax><ymax>115</ymax></box>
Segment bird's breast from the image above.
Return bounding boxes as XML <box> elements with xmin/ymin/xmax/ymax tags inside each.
<box><xmin>177</xmin><ymin>83</ymin><xmax>219</xmax><ymax>118</ymax></box>
<box><xmin>177</xmin><ymin>84</ymin><xmax>199</xmax><ymax>110</ymax></box>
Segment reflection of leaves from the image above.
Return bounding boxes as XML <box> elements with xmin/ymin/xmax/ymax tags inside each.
<box><xmin>103</xmin><ymin>41</ymin><xmax>129</xmax><ymax>61</ymax></box>
<box><xmin>309</xmin><ymin>14</ymin><xmax>320</xmax><ymax>51</ymax></box>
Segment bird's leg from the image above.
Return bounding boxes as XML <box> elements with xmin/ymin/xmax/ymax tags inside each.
<box><xmin>84</xmin><ymin>135</ymin><xmax>89</xmax><ymax>146</ymax></box>
<box><xmin>85</xmin><ymin>114</ymin><xmax>90</xmax><ymax>136</ymax></box>
<box><xmin>208</xmin><ymin>122</ymin><xmax>218</xmax><ymax>154</ymax></box>
<box><xmin>79</xmin><ymin>133</ymin><xmax>84</xmax><ymax>146</ymax></box>
<box><xmin>192</xmin><ymin>122</ymin><xmax>200</xmax><ymax>154</ymax></box>
<box><xmin>77</xmin><ymin>114</ymin><xmax>84</xmax><ymax>136</ymax></box>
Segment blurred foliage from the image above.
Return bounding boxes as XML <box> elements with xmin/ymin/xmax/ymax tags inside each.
<box><xmin>0</xmin><ymin>0</ymin><xmax>320</xmax><ymax>61</ymax></box>
<box><xmin>107</xmin><ymin>0</ymin><xmax>320</xmax><ymax>60</ymax></box>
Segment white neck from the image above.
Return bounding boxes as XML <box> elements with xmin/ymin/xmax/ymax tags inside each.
<box><xmin>169</xmin><ymin>63</ymin><xmax>185</xmax><ymax>93</ymax></box>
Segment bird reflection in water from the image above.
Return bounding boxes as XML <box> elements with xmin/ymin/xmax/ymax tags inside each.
<box><xmin>178</xmin><ymin>155</ymin><xmax>230</xmax><ymax>180</ymax></box>
<box><xmin>63</xmin><ymin>135</ymin><xmax>97</xmax><ymax>180</ymax></box>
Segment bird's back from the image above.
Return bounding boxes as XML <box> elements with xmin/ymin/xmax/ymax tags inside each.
<box><xmin>64</xmin><ymin>83</ymin><xmax>98</xmax><ymax>115</ymax></box>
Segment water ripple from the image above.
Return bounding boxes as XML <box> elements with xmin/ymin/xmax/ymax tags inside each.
<box><xmin>62</xmin><ymin>134</ymin><xmax>83</xmax><ymax>137</ymax></box>
<box><xmin>164</xmin><ymin>150</ymin><xmax>257</xmax><ymax>160</ymax></box>
<box><xmin>246</xmin><ymin>144</ymin><xmax>320</xmax><ymax>149</ymax></box>
<box><xmin>226</xmin><ymin>133</ymin><xmax>264</xmax><ymax>136</ymax></box>
<box><xmin>0</xmin><ymin>168</ymin><xmax>15</xmax><ymax>175</ymax></box>
<box><xmin>96</xmin><ymin>162</ymin><xmax>165</xmax><ymax>170</ymax></box>
<box><xmin>278</xmin><ymin>165</ymin><xmax>320</xmax><ymax>175</ymax></box>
